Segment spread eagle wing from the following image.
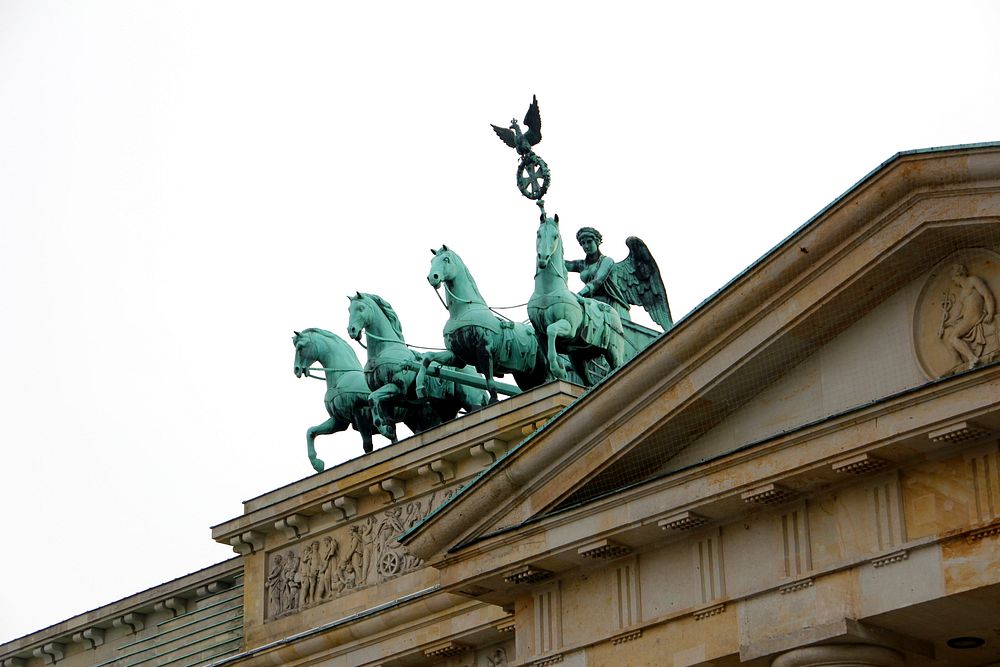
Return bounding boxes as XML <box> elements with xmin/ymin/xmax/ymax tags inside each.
<box><xmin>491</xmin><ymin>124</ymin><xmax>517</xmax><ymax>148</ymax></box>
<box><xmin>611</xmin><ymin>236</ymin><xmax>673</xmax><ymax>331</ymax></box>
<box><xmin>523</xmin><ymin>95</ymin><xmax>542</xmax><ymax>146</ymax></box>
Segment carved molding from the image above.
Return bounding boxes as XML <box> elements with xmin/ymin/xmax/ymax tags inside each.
<box><xmin>871</xmin><ymin>550</ymin><xmax>909</xmax><ymax>568</ymax></box>
<box><xmin>113</xmin><ymin>612</ymin><xmax>146</xmax><ymax>634</ymax></box>
<box><xmin>496</xmin><ymin>617</ymin><xmax>516</xmax><ymax>633</ymax></box>
<box><xmin>32</xmin><ymin>643</ymin><xmax>65</xmax><ymax>665</ymax></box>
<box><xmin>779</xmin><ymin>578</ymin><xmax>814</xmax><ymax>594</ymax></box>
<box><xmin>504</xmin><ymin>565</ymin><xmax>553</xmax><ymax>585</ymax></box>
<box><xmin>967</xmin><ymin>521</ymin><xmax>1000</xmax><ymax>542</ymax></box>
<box><xmin>153</xmin><ymin>597</ymin><xmax>187</xmax><ymax>617</ymax></box>
<box><xmin>533</xmin><ymin>654</ymin><xmax>563</xmax><ymax>666</ymax></box>
<box><xmin>230</xmin><ymin>531</ymin><xmax>265</xmax><ymax>555</ymax></box>
<box><xmin>369</xmin><ymin>477</ymin><xmax>405</xmax><ymax>504</ymax></box>
<box><xmin>929</xmin><ymin>420</ymin><xmax>992</xmax><ymax>444</ymax></box>
<box><xmin>71</xmin><ymin>626</ymin><xmax>106</xmax><ymax>649</ymax></box>
<box><xmin>2</xmin><ymin>658</ymin><xmax>26</xmax><ymax>667</ymax></box>
<box><xmin>196</xmin><ymin>580</ymin><xmax>232</xmax><ymax>597</ymax></box>
<box><xmin>275</xmin><ymin>514</ymin><xmax>310</xmax><ymax>540</ymax></box>
<box><xmin>611</xmin><ymin>629</ymin><xmax>642</xmax><ymax>644</ymax></box>
<box><xmin>418</xmin><ymin>458</ymin><xmax>455</xmax><ymax>484</ymax></box>
<box><xmin>423</xmin><ymin>640</ymin><xmax>467</xmax><ymax>658</ymax></box>
<box><xmin>741</xmin><ymin>483</ymin><xmax>796</xmax><ymax>505</ymax></box>
<box><xmin>780</xmin><ymin>503</ymin><xmax>812</xmax><ymax>578</ymax></box>
<box><xmin>692</xmin><ymin>602</ymin><xmax>725</xmax><ymax>620</ymax></box>
<box><xmin>658</xmin><ymin>510</ymin><xmax>708</xmax><ymax>531</ymax></box>
<box><xmin>831</xmin><ymin>453</ymin><xmax>888</xmax><ymax>475</ymax></box>
<box><xmin>321</xmin><ymin>496</ymin><xmax>358</xmax><ymax>522</ymax></box>
<box><xmin>577</xmin><ymin>539</ymin><xmax>631</xmax><ymax>559</ymax></box>
<box><xmin>470</xmin><ymin>438</ymin><xmax>508</xmax><ymax>465</ymax></box>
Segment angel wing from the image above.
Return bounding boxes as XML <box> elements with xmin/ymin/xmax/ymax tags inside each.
<box><xmin>611</xmin><ymin>236</ymin><xmax>673</xmax><ymax>331</ymax></box>
<box><xmin>491</xmin><ymin>124</ymin><xmax>517</xmax><ymax>148</ymax></box>
<box><xmin>523</xmin><ymin>94</ymin><xmax>542</xmax><ymax>146</ymax></box>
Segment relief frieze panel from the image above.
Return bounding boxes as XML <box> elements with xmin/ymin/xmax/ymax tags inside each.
<box><xmin>265</xmin><ymin>486</ymin><xmax>461</xmax><ymax>620</ymax></box>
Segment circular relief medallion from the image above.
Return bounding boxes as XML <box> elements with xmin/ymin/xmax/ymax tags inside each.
<box><xmin>914</xmin><ymin>248</ymin><xmax>1000</xmax><ymax>379</ymax></box>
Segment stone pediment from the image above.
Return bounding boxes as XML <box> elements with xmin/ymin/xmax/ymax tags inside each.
<box><xmin>403</xmin><ymin>142</ymin><xmax>1000</xmax><ymax>563</ymax></box>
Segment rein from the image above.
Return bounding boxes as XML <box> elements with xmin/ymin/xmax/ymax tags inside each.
<box><xmin>437</xmin><ymin>283</ymin><xmax>524</xmax><ymax>324</ymax></box>
<box><xmin>356</xmin><ymin>329</ymin><xmax>446</xmax><ymax>352</ymax></box>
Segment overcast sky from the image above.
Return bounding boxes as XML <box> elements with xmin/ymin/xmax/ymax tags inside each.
<box><xmin>2</xmin><ymin>0</ymin><xmax>1000</xmax><ymax>643</ymax></box>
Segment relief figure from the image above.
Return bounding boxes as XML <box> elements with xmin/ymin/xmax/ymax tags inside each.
<box><xmin>266</xmin><ymin>554</ymin><xmax>284</xmax><ymax>617</ymax></box>
<box><xmin>939</xmin><ymin>263</ymin><xmax>997</xmax><ymax>369</ymax></box>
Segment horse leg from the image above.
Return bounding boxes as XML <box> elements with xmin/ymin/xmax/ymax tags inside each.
<box><xmin>570</xmin><ymin>354</ymin><xmax>593</xmax><ymax>387</ymax></box>
<box><xmin>353</xmin><ymin>413</ymin><xmax>377</xmax><ymax>453</ymax></box>
<box><xmin>545</xmin><ymin>319</ymin><xmax>572</xmax><ymax>380</ymax></box>
<box><xmin>477</xmin><ymin>339</ymin><xmax>499</xmax><ymax>404</ymax></box>
<box><xmin>418</xmin><ymin>351</ymin><xmax>458</xmax><ymax>400</ymax></box>
<box><xmin>369</xmin><ymin>384</ymin><xmax>401</xmax><ymax>441</ymax></box>
<box><xmin>306</xmin><ymin>417</ymin><xmax>347</xmax><ymax>473</ymax></box>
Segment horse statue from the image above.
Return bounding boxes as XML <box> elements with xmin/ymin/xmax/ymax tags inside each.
<box><xmin>292</xmin><ymin>328</ymin><xmax>381</xmax><ymax>473</ymax></box>
<box><xmin>529</xmin><ymin>213</ymin><xmax>625</xmax><ymax>385</ymax></box>
<box><xmin>346</xmin><ymin>292</ymin><xmax>489</xmax><ymax>440</ymax></box>
<box><xmin>418</xmin><ymin>245</ymin><xmax>547</xmax><ymax>403</ymax></box>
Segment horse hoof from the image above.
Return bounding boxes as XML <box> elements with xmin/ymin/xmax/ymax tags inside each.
<box><xmin>310</xmin><ymin>458</ymin><xmax>326</xmax><ymax>473</ymax></box>
<box><xmin>363</xmin><ymin>442</ymin><xmax>373</xmax><ymax>454</ymax></box>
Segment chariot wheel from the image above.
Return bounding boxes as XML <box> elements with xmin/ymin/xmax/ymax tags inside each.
<box><xmin>517</xmin><ymin>154</ymin><xmax>550</xmax><ymax>200</ymax></box>
<box><xmin>378</xmin><ymin>551</ymin><xmax>401</xmax><ymax>577</ymax></box>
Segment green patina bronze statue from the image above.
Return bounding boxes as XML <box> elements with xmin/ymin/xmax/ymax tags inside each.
<box><xmin>492</xmin><ymin>95</ymin><xmax>550</xmax><ymax>201</ymax></box>
<box><xmin>346</xmin><ymin>292</ymin><xmax>488</xmax><ymax>440</ymax></box>
<box><xmin>529</xmin><ymin>212</ymin><xmax>626</xmax><ymax>385</ymax></box>
<box><xmin>292</xmin><ymin>329</ymin><xmax>383</xmax><ymax>472</ymax></box>
<box><xmin>418</xmin><ymin>245</ymin><xmax>548</xmax><ymax>404</ymax></box>
<box><xmin>565</xmin><ymin>227</ymin><xmax>673</xmax><ymax>331</ymax></box>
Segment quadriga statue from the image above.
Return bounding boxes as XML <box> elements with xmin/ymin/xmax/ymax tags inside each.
<box><xmin>418</xmin><ymin>245</ymin><xmax>547</xmax><ymax>404</ymax></box>
<box><xmin>346</xmin><ymin>292</ymin><xmax>488</xmax><ymax>440</ymax></box>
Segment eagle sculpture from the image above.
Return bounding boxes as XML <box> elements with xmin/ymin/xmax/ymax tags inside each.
<box><xmin>492</xmin><ymin>95</ymin><xmax>542</xmax><ymax>156</ymax></box>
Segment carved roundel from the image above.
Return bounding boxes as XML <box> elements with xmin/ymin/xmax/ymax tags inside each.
<box><xmin>913</xmin><ymin>248</ymin><xmax>1000</xmax><ymax>379</ymax></box>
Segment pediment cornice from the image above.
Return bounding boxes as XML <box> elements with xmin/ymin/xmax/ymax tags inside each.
<box><xmin>402</xmin><ymin>142</ymin><xmax>1000</xmax><ymax>563</ymax></box>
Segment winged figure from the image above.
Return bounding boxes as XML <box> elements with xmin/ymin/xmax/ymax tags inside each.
<box><xmin>565</xmin><ymin>227</ymin><xmax>673</xmax><ymax>331</ymax></box>
<box><xmin>491</xmin><ymin>95</ymin><xmax>542</xmax><ymax>157</ymax></box>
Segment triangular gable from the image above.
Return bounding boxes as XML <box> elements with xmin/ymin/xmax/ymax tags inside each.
<box><xmin>402</xmin><ymin>142</ymin><xmax>1000</xmax><ymax>562</ymax></box>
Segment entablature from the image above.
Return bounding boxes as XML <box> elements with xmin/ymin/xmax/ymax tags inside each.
<box><xmin>428</xmin><ymin>366</ymin><xmax>1000</xmax><ymax>609</ymax></box>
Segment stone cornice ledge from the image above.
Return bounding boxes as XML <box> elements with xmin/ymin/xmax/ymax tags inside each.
<box><xmin>402</xmin><ymin>145</ymin><xmax>1000</xmax><ymax>561</ymax></box>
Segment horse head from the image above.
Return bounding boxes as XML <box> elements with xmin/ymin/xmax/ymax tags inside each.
<box><xmin>292</xmin><ymin>330</ymin><xmax>312</xmax><ymax>378</ymax></box>
<box><xmin>346</xmin><ymin>292</ymin><xmax>368</xmax><ymax>342</ymax></box>
<box><xmin>347</xmin><ymin>292</ymin><xmax>405</xmax><ymax>343</ymax></box>
<box><xmin>536</xmin><ymin>213</ymin><xmax>561</xmax><ymax>269</ymax></box>
<box><xmin>427</xmin><ymin>244</ymin><xmax>456</xmax><ymax>289</ymax></box>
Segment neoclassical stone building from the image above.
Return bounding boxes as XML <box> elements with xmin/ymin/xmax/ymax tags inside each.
<box><xmin>4</xmin><ymin>142</ymin><xmax>1000</xmax><ymax>666</ymax></box>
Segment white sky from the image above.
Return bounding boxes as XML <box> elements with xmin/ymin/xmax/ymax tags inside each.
<box><xmin>2</xmin><ymin>0</ymin><xmax>1000</xmax><ymax>643</ymax></box>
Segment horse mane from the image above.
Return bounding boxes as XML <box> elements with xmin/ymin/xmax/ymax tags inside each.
<box><xmin>359</xmin><ymin>293</ymin><xmax>405</xmax><ymax>341</ymax></box>
<box><xmin>438</xmin><ymin>247</ymin><xmax>486</xmax><ymax>304</ymax></box>
<box><xmin>298</xmin><ymin>328</ymin><xmax>362</xmax><ymax>368</ymax></box>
